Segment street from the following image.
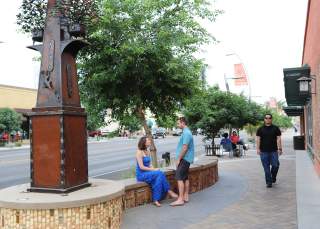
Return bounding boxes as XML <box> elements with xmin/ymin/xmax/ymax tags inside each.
<box><xmin>0</xmin><ymin>135</ymin><xmax>205</xmax><ymax>189</ymax></box>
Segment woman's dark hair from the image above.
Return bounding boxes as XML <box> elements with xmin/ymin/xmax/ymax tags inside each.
<box><xmin>138</xmin><ymin>136</ymin><xmax>147</xmax><ymax>150</ymax></box>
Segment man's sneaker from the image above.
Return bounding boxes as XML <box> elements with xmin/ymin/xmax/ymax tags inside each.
<box><xmin>272</xmin><ymin>177</ymin><xmax>277</xmax><ymax>183</ymax></box>
<box><xmin>266</xmin><ymin>183</ymin><xmax>272</xmax><ymax>188</ymax></box>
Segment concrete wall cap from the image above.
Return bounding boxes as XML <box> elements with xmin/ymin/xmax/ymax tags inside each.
<box><xmin>0</xmin><ymin>178</ymin><xmax>124</xmax><ymax>210</ymax></box>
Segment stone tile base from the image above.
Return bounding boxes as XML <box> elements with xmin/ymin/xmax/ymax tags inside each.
<box><xmin>0</xmin><ymin>197</ymin><xmax>122</xmax><ymax>229</ymax></box>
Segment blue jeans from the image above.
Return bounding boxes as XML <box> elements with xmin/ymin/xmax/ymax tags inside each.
<box><xmin>260</xmin><ymin>152</ymin><xmax>279</xmax><ymax>185</ymax></box>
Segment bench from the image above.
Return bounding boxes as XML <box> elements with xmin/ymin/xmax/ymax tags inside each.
<box><xmin>121</xmin><ymin>158</ymin><xmax>219</xmax><ymax>209</ymax></box>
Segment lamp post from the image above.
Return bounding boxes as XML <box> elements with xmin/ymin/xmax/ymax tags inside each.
<box><xmin>225</xmin><ymin>52</ymin><xmax>252</xmax><ymax>101</ymax></box>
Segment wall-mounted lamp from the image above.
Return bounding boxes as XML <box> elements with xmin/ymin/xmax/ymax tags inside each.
<box><xmin>296</xmin><ymin>76</ymin><xmax>316</xmax><ymax>96</ymax></box>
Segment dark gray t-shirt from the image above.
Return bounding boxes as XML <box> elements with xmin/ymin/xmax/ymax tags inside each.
<box><xmin>256</xmin><ymin>125</ymin><xmax>281</xmax><ymax>152</ymax></box>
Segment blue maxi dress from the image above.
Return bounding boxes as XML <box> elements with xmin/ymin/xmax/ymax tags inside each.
<box><xmin>136</xmin><ymin>156</ymin><xmax>170</xmax><ymax>201</ymax></box>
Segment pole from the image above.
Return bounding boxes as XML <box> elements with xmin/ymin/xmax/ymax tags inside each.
<box><xmin>224</xmin><ymin>74</ymin><xmax>230</xmax><ymax>92</ymax></box>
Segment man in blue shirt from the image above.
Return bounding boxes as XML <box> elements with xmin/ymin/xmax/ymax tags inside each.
<box><xmin>170</xmin><ymin>117</ymin><xmax>194</xmax><ymax>206</ymax></box>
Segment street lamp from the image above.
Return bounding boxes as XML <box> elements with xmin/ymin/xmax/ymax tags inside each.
<box><xmin>225</xmin><ymin>52</ymin><xmax>252</xmax><ymax>101</ymax></box>
<box><xmin>296</xmin><ymin>76</ymin><xmax>315</xmax><ymax>97</ymax></box>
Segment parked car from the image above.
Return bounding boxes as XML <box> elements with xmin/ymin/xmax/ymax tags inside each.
<box><xmin>172</xmin><ymin>129</ymin><xmax>182</xmax><ymax>136</ymax></box>
<box><xmin>88</xmin><ymin>130</ymin><xmax>102</xmax><ymax>137</ymax></box>
<box><xmin>152</xmin><ymin>128</ymin><xmax>166</xmax><ymax>139</ymax></box>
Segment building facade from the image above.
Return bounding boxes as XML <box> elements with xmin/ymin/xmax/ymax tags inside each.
<box><xmin>302</xmin><ymin>0</ymin><xmax>320</xmax><ymax>174</ymax></box>
<box><xmin>0</xmin><ymin>84</ymin><xmax>37</xmax><ymax>136</ymax></box>
<box><xmin>284</xmin><ymin>0</ymin><xmax>320</xmax><ymax>175</ymax></box>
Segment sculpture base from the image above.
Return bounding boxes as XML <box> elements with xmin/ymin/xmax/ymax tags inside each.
<box><xmin>0</xmin><ymin>179</ymin><xmax>124</xmax><ymax>229</ymax></box>
<box><xmin>28</xmin><ymin>182</ymin><xmax>91</xmax><ymax>193</ymax></box>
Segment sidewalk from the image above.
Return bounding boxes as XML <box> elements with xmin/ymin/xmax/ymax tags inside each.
<box><xmin>122</xmin><ymin>131</ymin><xmax>298</xmax><ymax>229</ymax></box>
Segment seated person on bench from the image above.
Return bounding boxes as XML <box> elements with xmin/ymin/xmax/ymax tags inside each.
<box><xmin>220</xmin><ymin>133</ymin><xmax>233</xmax><ymax>152</ymax></box>
<box><xmin>230</xmin><ymin>131</ymin><xmax>247</xmax><ymax>150</ymax></box>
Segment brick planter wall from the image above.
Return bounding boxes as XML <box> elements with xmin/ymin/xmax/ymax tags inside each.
<box><xmin>0</xmin><ymin>158</ymin><xmax>218</xmax><ymax>228</ymax></box>
<box><xmin>123</xmin><ymin>156</ymin><xmax>218</xmax><ymax>209</ymax></box>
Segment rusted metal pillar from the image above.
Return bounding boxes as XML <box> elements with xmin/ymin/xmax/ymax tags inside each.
<box><xmin>28</xmin><ymin>0</ymin><xmax>90</xmax><ymax>193</ymax></box>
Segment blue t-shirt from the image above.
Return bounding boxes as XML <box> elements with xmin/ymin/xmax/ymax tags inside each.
<box><xmin>175</xmin><ymin>127</ymin><xmax>194</xmax><ymax>163</ymax></box>
<box><xmin>220</xmin><ymin>138</ymin><xmax>232</xmax><ymax>145</ymax></box>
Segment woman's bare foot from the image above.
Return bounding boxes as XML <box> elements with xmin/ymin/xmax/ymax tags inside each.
<box><xmin>168</xmin><ymin>190</ymin><xmax>178</xmax><ymax>199</ymax></box>
<box><xmin>154</xmin><ymin>201</ymin><xmax>161</xmax><ymax>207</ymax></box>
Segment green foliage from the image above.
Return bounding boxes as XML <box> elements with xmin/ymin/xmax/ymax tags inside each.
<box><xmin>106</xmin><ymin>130</ymin><xmax>119</xmax><ymax>138</ymax></box>
<box><xmin>17</xmin><ymin>0</ymin><xmax>47</xmax><ymax>33</ymax></box>
<box><xmin>85</xmin><ymin>104</ymin><xmax>106</xmax><ymax>131</ymax></box>
<box><xmin>119</xmin><ymin>114</ymin><xmax>141</xmax><ymax>133</ymax></box>
<box><xmin>184</xmin><ymin>86</ymin><xmax>263</xmax><ymax>143</ymax></box>
<box><xmin>156</xmin><ymin>115</ymin><xmax>177</xmax><ymax>129</ymax></box>
<box><xmin>79</xmin><ymin>0</ymin><xmax>221</xmax><ymax>128</ymax></box>
<box><xmin>17</xmin><ymin>0</ymin><xmax>99</xmax><ymax>34</ymax></box>
<box><xmin>0</xmin><ymin>108</ymin><xmax>22</xmax><ymax>133</ymax></box>
<box><xmin>270</xmin><ymin>111</ymin><xmax>293</xmax><ymax>129</ymax></box>
<box><xmin>244</xmin><ymin>106</ymin><xmax>293</xmax><ymax>135</ymax></box>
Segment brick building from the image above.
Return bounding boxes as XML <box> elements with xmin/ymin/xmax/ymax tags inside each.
<box><xmin>283</xmin><ymin>0</ymin><xmax>320</xmax><ymax>175</ymax></box>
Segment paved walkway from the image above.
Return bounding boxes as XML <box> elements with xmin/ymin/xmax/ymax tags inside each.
<box><xmin>122</xmin><ymin>131</ymin><xmax>297</xmax><ymax>229</ymax></box>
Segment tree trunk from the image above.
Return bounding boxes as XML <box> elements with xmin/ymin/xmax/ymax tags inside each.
<box><xmin>137</xmin><ymin>106</ymin><xmax>158</xmax><ymax>168</ymax></box>
<box><xmin>211</xmin><ymin>136</ymin><xmax>216</xmax><ymax>156</ymax></box>
<box><xmin>228</xmin><ymin>124</ymin><xmax>232</xmax><ymax>137</ymax></box>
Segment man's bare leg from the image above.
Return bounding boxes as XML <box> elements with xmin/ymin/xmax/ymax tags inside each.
<box><xmin>170</xmin><ymin>180</ymin><xmax>185</xmax><ymax>206</ymax></box>
<box><xmin>184</xmin><ymin>180</ymin><xmax>189</xmax><ymax>202</ymax></box>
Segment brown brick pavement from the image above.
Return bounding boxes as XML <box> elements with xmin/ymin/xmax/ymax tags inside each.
<box><xmin>187</xmin><ymin>142</ymin><xmax>297</xmax><ymax>229</ymax></box>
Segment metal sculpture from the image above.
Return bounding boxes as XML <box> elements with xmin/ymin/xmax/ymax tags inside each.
<box><xmin>28</xmin><ymin>0</ymin><xmax>90</xmax><ymax>193</ymax></box>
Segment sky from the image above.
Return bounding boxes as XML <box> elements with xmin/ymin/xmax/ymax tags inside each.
<box><xmin>0</xmin><ymin>0</ymin><xmax>308</xmax><ymax>104</ymax></box>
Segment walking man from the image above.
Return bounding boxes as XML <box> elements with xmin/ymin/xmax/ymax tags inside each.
<box><xmin>170</xmin><ymin>117</ymin><xmax>194</xmax><ymax>206</ymax></box>
<box><xmin>256</xmin><ymin>113</ymin><xmax>282</xmax><ymax>188</ymax></box>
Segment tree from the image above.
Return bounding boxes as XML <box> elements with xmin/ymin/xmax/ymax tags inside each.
<box><xmin>118</xmin><ymin>113</ymin><xmax>142</xmax><ymax>136</ymax></box>
<box><xmin>270</xmin><ymin>111</ymin><xmax>293</xmax><ymax>129</ymax></box>
<box><xmin>79</xmin><ymin>0</ymin><xmax>221</xmax><ymax>166</ymax></box>
<box><xmin>0</xmin><ymin>108</ymin><xmax>22</xmax><ymax>137</ymax></box>
<box><xmin>156</xmin><ymin>115</ymin><xmax>177</xmax><ymax>129</ymax></box>
<box><xmin>17</xmin><ymin>0</ymin><xmax>98</xmax><ymax>34</ymax></box>
<box><xmin>184</xmin><ymin>86</ymin><xmax>262</xmax><ymax>151</ymax></box>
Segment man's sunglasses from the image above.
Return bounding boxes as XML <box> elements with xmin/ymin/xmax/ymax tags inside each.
<box><xmin>264</xmin><ymin>117</ymin><xmax>272</xmax><ymax>120</ymax></box>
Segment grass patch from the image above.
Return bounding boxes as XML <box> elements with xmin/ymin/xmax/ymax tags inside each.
<box><xmin>14</xmin><ymin>142</ymin><xmax>22</xmax><ymax>147</ymax></box>
<box><xmin>121</xmin><ymin>166</ymin><xmax>136</xmax><ymax>179</ymax></box>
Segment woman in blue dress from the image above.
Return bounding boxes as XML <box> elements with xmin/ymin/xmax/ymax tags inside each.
<box><xmin>136</xmin><ymin>136</ymin><xmax>178</xmax><ymax>207</ymax></box>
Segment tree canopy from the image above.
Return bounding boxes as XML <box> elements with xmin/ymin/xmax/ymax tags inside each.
<box><xmin>79</xmin><ymin>0</ymin><xmax>220</xmax><ymax>121</ymax></box>
<box><xmin>78</xmin><ymin>0</ymin><xmax>221</xmax><ymax>166</ymax></box>
<box><xmin>0</xmin><ymin>108</ymin><xmax>22</xmax><ymax>134</ymax></box>
<box><xmin>17</xmin><ymin>0</ymin><xmax>98</xmax><ymax>34</ymax></box>
<box><xmin>17</xmin><ymin>0</ymin><xmax>222</xmax><ymax>166</ymax></box>
<box><xmin>184</xmin><ymin>86</ymin><xmax>263</xmax><ymax>145</ymax></box>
